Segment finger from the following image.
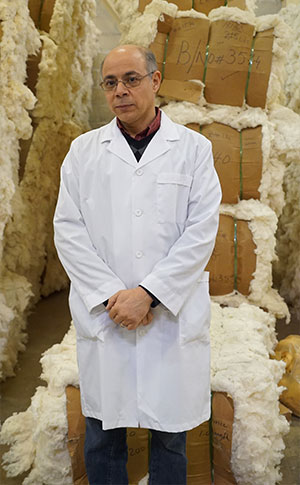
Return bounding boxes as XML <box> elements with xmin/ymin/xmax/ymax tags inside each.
<box><xmin>139</xmin><ymin>315</ymin><xmax>147</xmax><ymax>325</ymax></box>
<box><xmin>106</xmin><ymin>292</ymin><xmax>120</xmax><ymax>311</ymax></box>
<box><xmin>127</xmin><ymin>322</ymin><xmax>139</xmax><ymax>331</ymax></box>
<box><xmin>143</xmin><ymin>311</ymin><xmax>153</xmax><ymax>326</ymax></box>
<box><xmin>113</xmin><ymin>314</ymin><xmax>124</xmax><ymax>324</ymax></box>
<box><xmin>108</xmin><ymin>308</ymin><xmax>119</xmax><ymax>321</ymax></box>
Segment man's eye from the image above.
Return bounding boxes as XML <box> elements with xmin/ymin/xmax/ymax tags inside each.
<box><xmin>104</xmin><ymin>79</ymin><xmax>117</xmax><ymax>88</ymax></box>
<box><xmin>126</xmin><ymin>76</ymin><xmax>139</xmax><ymax>85</ymax></box>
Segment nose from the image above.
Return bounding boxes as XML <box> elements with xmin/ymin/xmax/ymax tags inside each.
<box><xmin>115</xmin><ymin>80</ymin><xmax>129</xmax><ymax>96</ymax></box>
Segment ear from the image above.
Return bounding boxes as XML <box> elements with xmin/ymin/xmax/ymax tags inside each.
<box><xmin>152</xmin><ymin>70</ymin><xmax>162</xmax><ymax>94</ymax></box>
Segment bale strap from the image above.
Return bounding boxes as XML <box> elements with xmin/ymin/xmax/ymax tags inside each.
<box><xmin>245</xmin><ymin>36</ymin><xmax>256</xmax><ymax>101</ymax></box>
<box><xmin>239</xmin><ymin>130</ymin><xmax>243</xmax><ymax>200</ymax></box>
<box><xmin>161</xmin><ymin>32</ymin><xmax>170</xmax><ymax>81</ymax></box>
<box><xmin>233</xmin><ymin>217</ymin><xmax>238</xmax><ymax>291</ymax></box>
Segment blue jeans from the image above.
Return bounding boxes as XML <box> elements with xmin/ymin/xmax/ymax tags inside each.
<box><xmin>84</xmin><ymin>417</ymin><xmax>187</xmax><ymax>485</ymax></box>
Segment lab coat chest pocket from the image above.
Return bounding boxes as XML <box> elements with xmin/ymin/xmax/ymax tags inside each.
<box><xmin>179</xmin><ymin>272</ymin><xmax>211</xmax><ymax>345</ymax></box>
<box><xmin>156</xmin><ymin>172</ymin><xmax>192</xmax><ymax>223</ymax></box>
<box><xmin>69</xmin><ymin>286</ymin><xmax>107</xmax><ymax>341</ymax></box>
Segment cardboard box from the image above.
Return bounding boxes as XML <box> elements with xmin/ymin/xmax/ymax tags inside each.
<box><xmin>139</xmin><ymin>0</ymin><xmax>245</xmax><ymax>15</ymax></box>
<box><xmin>28</xmin><ymin>0</ymin><xmax>56</xmax><ymax>32</ymax></box>
<box><xmin>28</xmin><ymin>0</ymin><xmax>42</xmax><ymax>28</ymax></box>
<box><xmin>142</xmin><ymin>9</ymin><xmax>274</xmax><ymax>107</ymax></box>
<box><xmin>150</xmin><ymin>16</ymin><xmax>209</xmax><ymax>103</ymax></box>
<box><xmin>66</xmin><ymin>386</ymin><xmax>88</xmax><ymax>485</ymax></box>
<box><xmin>127</xmin><ymin>428</ymin><xmax>149</xmax><ymax>484</ymax></box>
<box><xmin>279</xmin><ymin>403</ymin><xmax>292</xmax><ymax>422</ymax></box>
<box><xmin>204</xmin><ymin>20</ymin><xmax>254</xmax><ymax>106</ymax></box>
<box><xmin>66</xmin><ymin>386</ymin><xmax>149</xmax><ymax>485</ymax></box>
<box><xmin>212</xmin><ymin>392</ymin><xmax>237</xmax><ymax>485</ymax></box>
<box><xmin>66</xmin><ymin>387</ymin><xmax>213</xmax><ymax>484</ymax></box>
<box><xmin>187</xmin><ymin>421</ymin><xmax>212</xmax><ymax>484</ymax></box>
<box><xmin>246</xmin><ymin>29</ymin><xmax>274</xmax><ymax>108</ymax></box>
<box><xmin>26</xmin><ymin>48</ymin><xmax>42</xmax><ymax>95</ymax></box>
<box><xmin>39</xmin><ymin>0</ymin><xmax>56</xmax><ymax>32</ymax></box>
<box><xmin>206</xmin><ymin>214</ymin><xmax>257</xmax><ymax>296</ymax></box>
<box><xmin>139</xmin><ymin>0</ymin><xmax>192</xmax><ymax>12</ymax></box>
<box><xmin>187</xmin><ymin>122</ymin><xmax>263</xmax><ymax>204</ymax></box>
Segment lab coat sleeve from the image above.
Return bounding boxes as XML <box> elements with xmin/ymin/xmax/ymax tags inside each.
<box><xmin>53</xmin><ymin>144</ymin><xmax>127</xmax><ymax>313</ymax></box>
<box><xmin>139</xmin><ymin>140</ymin><xmax>221</xmax><ymax>316</ymax></box>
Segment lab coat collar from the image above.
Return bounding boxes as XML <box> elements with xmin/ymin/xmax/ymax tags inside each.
<box><xmin>99</xmin><ymin>111</ymin><xmax>180</xmax><ymax>168</ymax></box>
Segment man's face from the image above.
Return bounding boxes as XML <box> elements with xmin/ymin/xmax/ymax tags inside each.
<box><xmin>102</xmin><ymin>46</ymin><xmax>161</xmax><ymax>129</ymax></box>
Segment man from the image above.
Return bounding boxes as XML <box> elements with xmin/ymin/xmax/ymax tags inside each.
<box><xmin>54</xmin><ymin>44</ymin><xmax>221</xmax><ymax>485</ymax></box>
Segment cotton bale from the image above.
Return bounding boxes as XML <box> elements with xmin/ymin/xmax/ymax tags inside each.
<box><xmin>150</xmin><ymin>15</ymin><xmax>208</xmax><ymax>103</ymax></box>
<box><xmin>211</xmin><ymin>302</ymin><xmax>290</xmax><ymax>485</ymax></box>
<box><xmin>279</xmin><ymin>5</ymin><xmax>300</xmax><ymax>114</ymax></box>
<box><xmin>2</xmin><ymin>0</ymin><xmax>100</xmax><ymax>305</ymax></box>
<box><xmin>139</xmin><ymin>0</ymin><xmax>248</xmax><ymax>15</ymax></box>
<box><xmin>66</xmin><ymin>385</ymin><xmax>213</xmax><ymax>485</ymax></box>
<box><xmin>0</xmin><ymin>0</ymin><xmax>40</xmax><ymax>380</ymax></box>
<box><xmin>212</xmin><ymin>392</ymin><xmax>237</xmax><ymax>485</ymax></box>
<box><xmin>210</xmin><ymin>200</ymin><xmax>289</xmax><ymax>321</ymax></box>
<box><xmin>187</xmin><ymin>121</ymin><xmax>263</xmax><ymax>203</ymax></box>
<box><xmin>2</xmin><ymin>299</ymin><xmax>290</xmax><ymax>485</ymax></box>
<box><xmin>1</xmin><ymin>324</ymin><xmax>212</xmax><ymax>484</ymax></box>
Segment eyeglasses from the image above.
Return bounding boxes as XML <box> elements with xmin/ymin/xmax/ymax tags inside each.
<box><xmin>100</xmin><ymin>72</ymin><xmax>155</xmax><ymax>91</ymax></box>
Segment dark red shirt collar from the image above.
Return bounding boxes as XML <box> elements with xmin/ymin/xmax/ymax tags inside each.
<box><xmin>117</xmin><ymin>108</ymin><xmax>161</xmax><ymax>140</ymax></box>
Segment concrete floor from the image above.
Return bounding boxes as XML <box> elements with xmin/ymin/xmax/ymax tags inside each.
<box><xmin>0</xmin><ymin>290</ymin><xmax>299</xmax><ymax>484</ymax></box>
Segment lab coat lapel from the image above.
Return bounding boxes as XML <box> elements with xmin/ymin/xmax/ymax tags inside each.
<box><xmin>101</xmin><ymin>112</ymin><xmax>180</xmax><ymax>168</ymax></box>
<box><xmin>104</xmin><ymin>120</ymin><xmax>137</xmax><ymax>168</ymax></box>
<box><xmin>138</xmin><ymin>111</ymin><xmax>180</xmax><ymax>168</ymax></box>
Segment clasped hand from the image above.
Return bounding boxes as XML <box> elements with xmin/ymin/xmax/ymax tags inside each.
<box><xmin>106</xmin><ymin>287</ymin><xmax>153</xmax><ymax>331</ymax></box>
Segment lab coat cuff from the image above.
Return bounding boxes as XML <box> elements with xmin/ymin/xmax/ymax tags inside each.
<box><xmin>83</xmin><ymin>282</ymin><xmax>127</xmax><ymax>314</ymax></box>
<box><xmin>139</xmin><ymin>275</ymin><xmax>181</xmax><ymax>316</ymax></box>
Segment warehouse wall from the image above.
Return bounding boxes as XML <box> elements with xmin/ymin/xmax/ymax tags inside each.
<box><xmin>90</xmin><ymin>0</ymin><xmax>120</xmax><ymax>128</ymax></box>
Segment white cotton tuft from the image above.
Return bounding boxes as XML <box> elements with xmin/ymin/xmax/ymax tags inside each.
<box><xmin>0</xmin><ymin>325</ymin><xmax>77</xmax><ymax>483</ymax></box>
<box><xmin>211</xmin><ymin>302</ymin><xmax>289</xmax><ymax>485</ymax></box>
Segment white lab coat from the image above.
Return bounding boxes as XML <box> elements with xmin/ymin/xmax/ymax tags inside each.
<box><xmin>54</xmin><ymin>111</ymin><xmax>221</xmax><ymax>432</ymax></box>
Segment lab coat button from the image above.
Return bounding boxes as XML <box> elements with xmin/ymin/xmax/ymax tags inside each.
<box><xmin>135</xmin><ymin>251</ymin><xmax>143</xmax><ymax>258</ymax></box>
<box><xmin>135</xmin><ymin>209</ymin><xmax>143</xmax><ymax>217</ymax></box>
<box><xmin>138</xmin><ymin>328</ymin><xmax>146</xmax><ymax>336</ymax></box>
<box><xmin>136</xmin><ymin>169</ymin><xmax>143</xmax><ymax>176</ymax></box>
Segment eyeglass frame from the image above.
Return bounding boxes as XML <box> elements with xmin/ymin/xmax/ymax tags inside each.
<box><xmin>100</xmin><ymin>71</ymin><xmax>155</xmax><ymax>91</ymax></box>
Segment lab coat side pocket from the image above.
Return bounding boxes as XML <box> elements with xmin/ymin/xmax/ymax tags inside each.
<box><xmin>156</xmin><ymin>172</ymin><xmax>192</xmax><ymax>224</ymax></box>
<box><xmin>179</xmin><ymin>272</ymin><xmax>211</xmax><ymax>345</ymax></box>
<box><xmin>69</xmin><ymin>285</ymin><xmax>107</xmax><ymax>341</ymax></box>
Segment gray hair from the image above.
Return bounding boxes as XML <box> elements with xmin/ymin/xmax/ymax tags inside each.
<box><xmin>142</xmin><ymin>47</ymin><xmax>158</xmax><ymax>73</ymax></box>
<box><xmin>100</xmin><ymin>46</ymin><xmax>158</xmax><ymax>78</ymax></box>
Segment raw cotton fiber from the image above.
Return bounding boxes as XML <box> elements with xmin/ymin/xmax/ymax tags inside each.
<box><xmin>270</xmin><ymin>6</ymin><xmax>300</xmax><ymax>321</ymax></box>
<box><xmin>0</xmin><ymin>1</ymin><xmax>40</xmax><ymax>380</ymax></box>
<box><xmin>214</xmin><ymin>199</ymin><xmax>289</xmax><ymax>321</ymax></box>
<box><xmin>211</xmin><ymin>302</ymin><xmax>289</xmax><ymax>485</ymax></box>
<box><xmin>0</xmin><ymin>0</ymin><xmax>100</xmax><ymax>380</ymax></box>
<box><xmin>1</xmin><ymin>302</ymin><xmax>289</xmax><ymax>485</ymax></box>
<box><xmin>274</xmin><ymin>161</ymin><xmax>300</xmax><ymax>321</ymax></box>
<box><xmin>0</xmin><ymin>325</ymin><xmax>77</xmax><ymax>484</ymax></box>
<box><xmin>3</xmin><ymin>0</ymin><xmax>100</xmax><ymax>300</ymax></box>
<box><xmin>279</xmin><ymin>4</ymin><xmax>300</xmax><ymax>114</ymax></box>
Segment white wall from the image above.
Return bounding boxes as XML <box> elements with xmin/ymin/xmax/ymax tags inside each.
<box><xmin>90</xmin><ymin>0</ymin><xmax>120</xmax><ymax>128</ymax></box>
